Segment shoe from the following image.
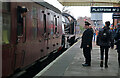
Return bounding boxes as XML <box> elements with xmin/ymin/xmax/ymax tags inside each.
<box><xmin>82</xmin><ymin>63</ymin><xmax>91</xmax><ymax>66</ymax></box>
<box><xmin>105</xmin><ymin>64</ymin><xmax>108</xmax><ymax>68</ymax></box>
<box><xmin>100</xmin><ymin>61</ymin><xmax>103</xmax><ymax>67</ymax></box>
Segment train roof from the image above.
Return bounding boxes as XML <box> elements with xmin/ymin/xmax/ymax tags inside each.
<box><xmin>35</xmin><ymin>1</ymin><xmax>61</xmax><ymax>14</ymax></box>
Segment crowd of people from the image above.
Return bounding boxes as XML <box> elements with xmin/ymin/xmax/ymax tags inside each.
<box><xmin>80</xmin><ymin>21</ymin><xmax>120</xmax><ymax>68</ymax></box>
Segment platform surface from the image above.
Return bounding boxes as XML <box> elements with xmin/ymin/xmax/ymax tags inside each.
<box><xmin>35</xmin><ymin>40</ymin><xmax>120</xmax><ymax>78</ymax></box>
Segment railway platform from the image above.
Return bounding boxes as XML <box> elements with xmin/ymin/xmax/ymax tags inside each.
<box><xmin>34</xmin><ymin>40</ymin><xmax>120</xmax><ymax>78</ymax></box>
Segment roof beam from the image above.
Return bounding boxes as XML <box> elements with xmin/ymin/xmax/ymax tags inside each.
<box><xmin>58</xmin><ymin>0</ymin><xmax>120</xmax><ymax>6</ymax></box>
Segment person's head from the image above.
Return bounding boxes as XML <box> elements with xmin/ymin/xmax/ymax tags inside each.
<box><xmin>110</xmin><ymin>27</ymin><xmax>113</xmax><ymax>30</ymax></box>
<box><xmin>89</xmin><ymin>25</ymin><xmax>92</xmax><ymax>29</ymax></box>
<box><xmin>114</xmin><ymin>26</ymin><xmax>117</xmax><ymax>29</ymax></box>
<box><xmin>84</xmin><ymin>21</ymin><xmax>91</xmax><ymax>29</ymax></box>
<box><xmin>105</xmin><ymin>21</ymin><xmax>110</xmax><ymax>27</ymax></box>
<box><xmin>21</xmin><ymin>6</ymin><xmax>29</xmax><ymax>17</ymax></box>
<box><xmin>117</xmin><ymin>23</ymin><xmax>120</xmax><ymax>28</ymax></box>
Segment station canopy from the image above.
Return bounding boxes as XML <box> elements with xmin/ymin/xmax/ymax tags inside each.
<box><xmin>57</xmin><ymin>0</ymin><xmax>120</xmax><ymax>6</ymax></box>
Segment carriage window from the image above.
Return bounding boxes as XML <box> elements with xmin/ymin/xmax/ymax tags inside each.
<box><xmin>43</xmin><ymin>14</ymin><xmax>46</xmax><ymax>33</ymax></box>
<box><xmin>32</xmin><ymin>7</ymin><xmax>38</xmax><ymax>39</ymax></box>
<box><xmin>2</xmin><ymin>3</ymin><xmax>11</xmax><ymax>44</ymax></box>
<box><xmin>2</xmin><ymin>2</ymin><xmax>10</xmax><ymax>11</ymax></box>
<box><xmin>2</xmin><ymin>14</ymin><xmax>11</xmax><ymax>44</ymax></box>
<box><xmin>50</xmin><ymin>15</ymin><xmax>54</xmax><ymax>35</ymax></box>
<box><xmin>55</xmin><ymin>18</ymin><xmax>57</xmax><ymax>34</ymax></box>
<box><xmin>32</xmin><ymin>19</ymin><xmax>38</xmax><ymax>39</ymax></box>
<box><xmin>55</xmin><ymin>18</ymin><xmax>57</xmax><ymax>26</ymax></box>
<box><xmin>32</xmin><ymin>7</ymin><xmax>37</xmax><ymax>18</ymax></box>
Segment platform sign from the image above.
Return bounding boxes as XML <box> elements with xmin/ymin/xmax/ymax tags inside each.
<box><xmin>112</xmin><ymin>14</ymin><xmax>120</xmax><ymax>19</ymax></box>
<box><xmin>91</xmin><ymin>7</ymin><xmax>120</xmax><ymax>13</ymax></box>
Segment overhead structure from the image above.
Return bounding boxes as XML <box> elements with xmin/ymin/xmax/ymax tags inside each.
<box><xmin>57</xmin><ymin>0</ymin><xmax>120</xmax><ymax>6</ymax></box>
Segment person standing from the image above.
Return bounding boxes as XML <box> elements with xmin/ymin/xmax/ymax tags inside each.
<box><xmin>93</xmin><ymin>30</ymin><xmax>96</xmax><ymax>42</ymax></box>
<box><xmin>114</xmin><ymin>26</ymin><xmax>117</xmax><ymax>33</ymax></box>
<box><xmin>114</xmin><ymin>23</ymin><xmax>120</xmax><ymax>67</ymax></box>
<box><xmin>110</xmin><ymin>27</ymin><xmax>116</xmax><ymax>39</ymax></box>
<box><xmin>96</xmin><ymin>21</ymin><xmax>114</xmax><ymax>68</ymax></box>
<box><xmin>93</xmin><ymin>26</ymin><xmax>96</xmax><ymax>42</ymax></box>
<box><xmin>80</xmin><ymin>21</ymin><xmax>93</xmax><ymax>66</ymax></box>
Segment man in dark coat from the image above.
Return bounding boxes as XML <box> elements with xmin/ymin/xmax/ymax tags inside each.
<box><xmin>96</xmin><ymin>21</ymin><xmax>113</xmax><ymax>68</ymax></box>
<box><xmin>17</xmin><ymin>6</ymin><xmax>28</xmax><ymax>36</ymax></box>
<box><xmin>114</xmin><ymin>23</ymin><xmax>120</xmax><ymax>67</ymax></box>
<box><xmin>80</xmin><ymin>21</ymin><xmax>93</xmax><ymax>66</ymax></box>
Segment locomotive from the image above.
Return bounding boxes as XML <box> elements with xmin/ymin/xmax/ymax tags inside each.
<box><xmin>2</xmin><ymin>1</ymin><xmax>76</xmax><ymax>77</ymax></box>
<box><xmin>62</xmin><ymin>13</ymin><xmax>77</xmax><ymax>48</ymax></box>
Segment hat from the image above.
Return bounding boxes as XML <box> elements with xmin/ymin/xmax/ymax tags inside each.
<box><xmin>85</xmin><ymin>21</ymin><xmax>91</xmax><ymax>26</ymax></box>
<box><xmin>17</xmin><ymin>6</ymin><xmax>29</xmax><ymax>13</ymax></box>
<box><xmin>21</xmin><ymin>8</ymin><xmax>28</xmax><ymax>13</ymax></box>
<box><xmin>21</xmin><ymin>6</ymin><xmax>29</xmax><ymax>13</ymax></box>
<box><xmin>117</xmin><ymin>23</ymin><xmax>120</xmax><ymax>27</ymax></box>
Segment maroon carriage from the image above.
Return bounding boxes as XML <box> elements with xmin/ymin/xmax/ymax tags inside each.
<box><xmin>2</xmin><ymin>2</ymin><xmax>62</xmax><ymax>77</ymax></box>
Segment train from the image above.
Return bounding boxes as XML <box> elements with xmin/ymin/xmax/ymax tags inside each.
<box><xmin>2</xmin><ymin>1</ymin><xmax>77</xmax><ymax>77</ymax></box>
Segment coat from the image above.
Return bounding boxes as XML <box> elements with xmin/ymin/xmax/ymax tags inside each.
<box><xmin>80</xmin><ymin>28</ymin><xmax>93</xmax><ymax>48</ymax></box>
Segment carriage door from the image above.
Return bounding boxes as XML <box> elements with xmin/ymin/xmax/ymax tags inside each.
<box><xmin>15</xmin><ymin>6</ymin><xmax>27</xmax><ymax>69</ymax></box>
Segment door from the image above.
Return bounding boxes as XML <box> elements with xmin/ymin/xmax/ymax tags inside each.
<box><xmin>14</xmin><ymin>6</ymin><xmax>27</xmax><ymax>69</ymax></box>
